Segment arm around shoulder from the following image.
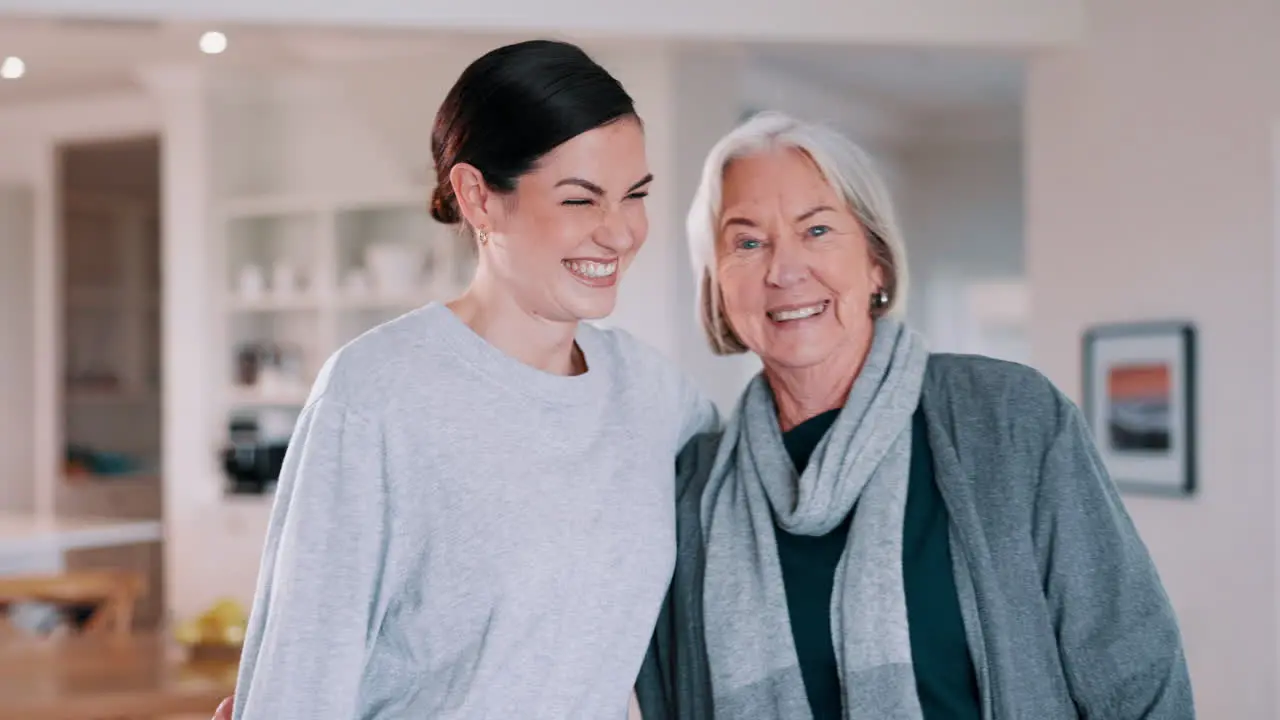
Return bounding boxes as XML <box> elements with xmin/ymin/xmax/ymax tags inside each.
<box><xmin>675</xmin><ymin>372</ymin><xmax>720</xmax><ymax>449</ymax></box>
<box><xmin>232</xmin><ymin>396</ymin><xmax>394</xmax><ymax>720</ymax></box>
<box><xmin>1033</xmin><ymin>388</ymin><xmax>1195</xmax><ymax>718</ymax></box>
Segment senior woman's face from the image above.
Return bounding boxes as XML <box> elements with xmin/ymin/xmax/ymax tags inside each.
<box><xmin>715</xmin><ymin>148</ymin><xmax>883</xmax><ymax>369</ymax></box>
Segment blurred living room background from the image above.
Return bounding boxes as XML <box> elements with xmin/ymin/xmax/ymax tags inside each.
<box><xmin>0</xmin><ymin>0</ymin><xmax>1276</xmax><ymax>716</ymax></box>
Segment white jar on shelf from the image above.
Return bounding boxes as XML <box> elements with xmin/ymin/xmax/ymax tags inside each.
<box><xmin>238</xmin><ymin>265</ymin><xmax>265</xmax><ymax>299</ymax></box>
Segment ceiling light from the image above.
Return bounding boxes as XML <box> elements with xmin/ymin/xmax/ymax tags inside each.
<box><xmin>0</xmin><ymin>56</ymin><xmax>24</xmax><ymax>80</ymax></box>
<box><xmin>199</xmin><ymin>31</ymin><xmax>227</xmax><ymax>55</ymax></box>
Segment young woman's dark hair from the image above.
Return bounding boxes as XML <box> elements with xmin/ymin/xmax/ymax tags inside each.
<box><xmin>429</xmin><ymin>39</ymin><xmax>638</xmax><ymax>225</ymax></box>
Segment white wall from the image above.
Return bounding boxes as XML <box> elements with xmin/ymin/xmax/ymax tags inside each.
<box><xmin>1026</xmin><ymin>0</ymin><xmax>1280</xmax><ymax>714</ymax></box>
<box><xmin>896</xmin><ymin>141</ymin><xmax>1026</xmax><ymax>358</ymax></box>
<box><xmin>0</xmin><ymin>131</ymin><xmax>41</xmax><ymax>516</ymax></box>
<box><xmin>0</xmin><ymin>185</ymin><xmax>35</xmax><ymax>514</ymax></box>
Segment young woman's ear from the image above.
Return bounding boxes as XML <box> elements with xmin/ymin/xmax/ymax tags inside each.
<box><xmin>450</xmin><ymin>163</ymin><xmax>495</xmax><ymax>230</ymax></box>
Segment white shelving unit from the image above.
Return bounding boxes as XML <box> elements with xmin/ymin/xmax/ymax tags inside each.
<box><xmin>219</xmin><ymin>188</ymin><xmax>477</xmax><ymax>410</ymax></box>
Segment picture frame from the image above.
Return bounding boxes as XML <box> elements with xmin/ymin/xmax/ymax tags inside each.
<box><xmin>1081</xmin><ymin>321</ymin><xmax>1197</xmax><ymax>497</ymax></box>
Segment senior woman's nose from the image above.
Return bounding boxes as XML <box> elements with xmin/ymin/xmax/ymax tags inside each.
<box><xmin>765</xmin><ymin>237</ymin><xmax>812</xmax><ymax>288</ymax></box>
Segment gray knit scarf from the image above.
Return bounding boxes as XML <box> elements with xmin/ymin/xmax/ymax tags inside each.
<box><xmin>700</xmin><ymin>317</ymin><xmax>930</xmax><ymax>720</ymax></box>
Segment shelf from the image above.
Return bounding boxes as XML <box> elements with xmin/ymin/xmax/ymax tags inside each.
<box><xmin>63</xmin><ymin>470</ymin><xmax>159</xmax><ymax>485</ymax></box>
<box><xmin>218</xmin><ymin>195</ymin><xmax>326</xmax><ymax>220</ymax></box>
<box><xmin>226</xmin><ymin>294</ymin><xmax>324</xmax><ymax>312</ymax></box>
<box><xmin>332</xmin><ymin>292</ymin><xmax>437</xmax><ymax>310</ymax></box>
<box><xmin>66</xmin><ymin>389</ymin><xmax>159</xmax><ymax>405</ymax></box>
<box><xmin>228</xmin><ymin>387</ymin><xmax>311</xmax><ymax>408</ymax></box>
<box><xmin>334</xmin><ymin>188</ymin><xmax>431</xmax><ymax>212</ymax></box>
<box><xmin>218</xmin><ymin>187</ymin><xmax>429</xmax><ymax>221</ymax></box>
<box><xmin>225</xmin><ymin>292</ymin><xmax>443</xmax><ymax>312</ymax></box>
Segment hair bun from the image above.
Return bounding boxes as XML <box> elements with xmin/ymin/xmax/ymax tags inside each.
<box><xmin>429</xmin><ymin>185</ymin><xmax>461</xmax><ymax>225</ymax></box>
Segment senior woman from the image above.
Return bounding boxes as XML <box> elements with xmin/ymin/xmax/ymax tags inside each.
<box><xmin>636</xmin><ymin>111</ymin><xmax>1194</xmax><ymax>720</ymax></box>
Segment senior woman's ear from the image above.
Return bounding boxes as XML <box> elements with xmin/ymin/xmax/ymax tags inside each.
<box><xmin>866</xmin><ymin>254</ymin><xmax>889</xmax><ymax>314</ymax></box>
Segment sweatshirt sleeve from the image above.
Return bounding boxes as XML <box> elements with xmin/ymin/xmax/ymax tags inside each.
<box><xmin>232</xmin><ymin>395</ymin><xmax>392</xmax><ymax>720</ymax></box>
<box><xmin>1033</xmin><ymin>391</ymin><xmax>1195</xmax><ymax>719</ymax></box>
<box><xmin>675</xmin><ymin>371</ymin><xmax>720</xmax><ymax>449</ymax></box>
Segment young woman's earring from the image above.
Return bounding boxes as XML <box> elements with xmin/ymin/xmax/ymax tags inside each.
<box><xmin>477</xmin><ymin>228</ymin><xmax>490</xmax><ymax>245</ymax></box>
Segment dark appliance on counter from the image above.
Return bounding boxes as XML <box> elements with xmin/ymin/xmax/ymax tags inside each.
<box><xmin>221</xmin><ymin>407</ymin><xmax>299</xmax><ymax>495</ymax></box>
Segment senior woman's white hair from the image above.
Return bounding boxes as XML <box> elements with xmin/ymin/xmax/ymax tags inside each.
<box><xmin>687</xmin><ymin>110</ymin><xmax>910</xmax><ymax>355</ymax></box>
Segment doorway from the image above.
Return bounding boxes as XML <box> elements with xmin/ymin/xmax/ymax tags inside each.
<box><xmin>54</xmin><ymin>135</ymin><xmax>164</xmax><ymax>627</ymax></box>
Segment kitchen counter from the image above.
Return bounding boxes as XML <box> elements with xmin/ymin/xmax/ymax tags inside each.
<box><xmin>0</xmin><ymin>514</ymin><xmax>163</xmax><ymax>576</ymax></box>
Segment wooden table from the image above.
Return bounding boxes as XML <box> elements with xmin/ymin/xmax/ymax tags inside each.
<box><xmin>0</xmin><ymin>633</ymin><xmax>236</xmax><ymax>720</ymax></box>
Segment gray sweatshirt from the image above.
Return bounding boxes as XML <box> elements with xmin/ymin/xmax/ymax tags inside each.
<box><xmin>232</xmin><ymin>302</ymin><xmax>718</xmax><ymax>720</ymax></box>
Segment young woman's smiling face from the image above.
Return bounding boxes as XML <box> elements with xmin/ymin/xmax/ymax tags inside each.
<box><xmin>457</xmin><ymin>117</ymin><xmax>653</xmax><ymax>322</ymax></box>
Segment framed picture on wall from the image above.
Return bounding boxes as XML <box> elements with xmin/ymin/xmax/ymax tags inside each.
<box><xmin>1081</xmin><ymin>321</ymin><xmax>1197</xmax><ymax>497</ymax></box>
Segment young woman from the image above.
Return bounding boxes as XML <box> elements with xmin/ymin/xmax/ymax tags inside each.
<box><xmin>227</xmin><ymin>39</ymin><xmax>717</xmax><ymax>719</ymax></box>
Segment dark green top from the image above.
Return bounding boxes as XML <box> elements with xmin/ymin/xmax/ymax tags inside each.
<box><xmin>774</xmin><ymin>405</ymin><xmax>981</xmax><ymax>720</ymax></box>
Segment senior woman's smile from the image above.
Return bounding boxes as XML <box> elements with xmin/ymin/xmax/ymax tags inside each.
<box><xmin>765</xmin><ymin>300</ymin><xmax>828</xmax><ymax>323</ymax></box>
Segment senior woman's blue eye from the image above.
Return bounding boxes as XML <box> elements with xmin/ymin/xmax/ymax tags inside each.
<box><xmin>737</xmin><ymin>238</ymin><xmax>762</xmax><ymax>250</ymax></box>
<box><xmin>807</xmin><ymin>225</ymin><xmax>832</xmax><ymax>237</ymax></box>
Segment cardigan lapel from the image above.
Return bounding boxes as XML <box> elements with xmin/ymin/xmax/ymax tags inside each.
<box><xmin>920</xmin><ymin>366</ymin><xmax>1010</xmax><ymax>720</ymax></box>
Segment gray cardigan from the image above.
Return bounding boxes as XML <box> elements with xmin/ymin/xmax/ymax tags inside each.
<box><xmin>637</xmin><ymin>353</ymin><xmax>1194</xmax><ymax>719</ymax></box>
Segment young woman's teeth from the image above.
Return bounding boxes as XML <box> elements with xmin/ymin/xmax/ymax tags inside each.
<box><xmin>769</xmin><ymin>302</ymin><xmax>828</xmax><ymax>322</ymax></box>
<box><xmin>564</xmin><ymin>260</ymin><xmax>618</xmax><ymax>278</ymax></box>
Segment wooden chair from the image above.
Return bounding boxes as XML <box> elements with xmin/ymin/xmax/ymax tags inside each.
<box><xmin>0</xmin><ymin>569</ymin><xmax>146</xmax><ymax>640</ymax></box>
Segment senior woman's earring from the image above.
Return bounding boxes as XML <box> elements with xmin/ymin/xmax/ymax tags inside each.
<box><xmin>871</xmin><ymin>289</ymin><xmax>889</xmax><ymax>310</ymax></box>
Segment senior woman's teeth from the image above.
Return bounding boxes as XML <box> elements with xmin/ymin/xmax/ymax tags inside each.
<box><xmin>768</xmin><ymin>301</ymin><xmax>829</xmax><ymax>322</ymax></box>
<box><xmin>563</xmin><ymin>260</ymin><xmax>618</xmax><ymax>279</ymax></box>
